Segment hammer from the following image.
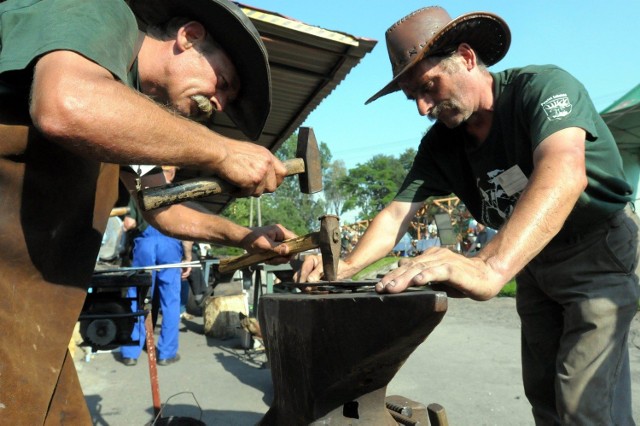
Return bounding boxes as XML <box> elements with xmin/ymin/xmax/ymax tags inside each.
<box><xmin>218</xmin><ymin>215</ymin><xmax>341</xmax><ymax>281</ymax></box>
<box><xmin>137</xmin><ymin>127</ymin><xmax>323</xmax><ymax>211</ymax></box>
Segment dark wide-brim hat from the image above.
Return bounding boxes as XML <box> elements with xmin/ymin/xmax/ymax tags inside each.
<box><xmin>129</xmin><ymin>0</ymin><xmax>271</xmax><ymax>141</ymax></box>
<box><xmin>366</xmin><ymin>6</ymin><xmax>510</xmax><ymax>105</ymax></box>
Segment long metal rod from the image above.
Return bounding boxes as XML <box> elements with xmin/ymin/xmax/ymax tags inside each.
<box><xmin>93</xmin><ymin>261</ymin><xmax>202</xmax><ymax>274</ymax></box>
<box><xmin>145</xmin><ymin>309</ymin><xmax>162</xmax><ymax>417</ymax></box>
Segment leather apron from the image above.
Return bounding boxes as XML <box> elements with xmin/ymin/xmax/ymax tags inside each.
<box><xmin>0</xmin><ymin>96</ymin><xmax>119</xmax><ymax>424</ymax></box>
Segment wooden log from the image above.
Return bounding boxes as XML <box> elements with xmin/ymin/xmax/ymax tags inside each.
<box><xmin>202</xmin><ymin>294</ymin><xmax>248</xmax><ymax>338</ymax></box>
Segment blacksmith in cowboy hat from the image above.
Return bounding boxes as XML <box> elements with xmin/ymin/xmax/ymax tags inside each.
<box><xmin>298</xmin><ymin>6</ymin><xmax>639</xmax><ymax>424</ymax></box>
<box><xmin>0</xmin><ymin>0</ymin><xmax>296</xmax><ymax>422</ymax></box>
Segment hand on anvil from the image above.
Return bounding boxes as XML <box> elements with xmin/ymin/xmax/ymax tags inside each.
<box><xmin>240</xmin><ymin>224</ymin><xmax>298</xmax><ymax>265</ymax></box>
<box><xmin>375</xmin><ymin>247</ymin><xmax>502</xmax><ymax>300</ymax></box>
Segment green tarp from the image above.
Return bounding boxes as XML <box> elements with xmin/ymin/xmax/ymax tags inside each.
<box><xmin>601</xmin><ymin>83</ymin><xmax>640</xmax><ymax>150</ymax></box>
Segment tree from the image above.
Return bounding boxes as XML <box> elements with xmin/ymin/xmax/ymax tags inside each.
<box><xmin>324</xmin><ymin>159</ymin><xmax>348</xmax><ymax>215</ymax></box>
<box><xmin>221</xmin><ymin>131</ymin><xmax>331</xmax><ymax>237</ymax></box>
<box><xmin>341</xmin><ymin>153</ymin><xmax>408</xmax><ymax>219</ymax></box>
<box><xmin>399</xmin><ymin>148</ymin><xmax>417</xmax><ymax>171</ymax></box>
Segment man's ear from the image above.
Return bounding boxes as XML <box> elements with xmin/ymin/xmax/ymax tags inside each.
<box><xmin>176</xmin><ymin>21</ymin><xmax>207</xmax><ymax>51</ymax></box>
<box><xmin>457</xmin><ymin>43</ymin><xmax>477</xmax><ymax>70</ymax></box>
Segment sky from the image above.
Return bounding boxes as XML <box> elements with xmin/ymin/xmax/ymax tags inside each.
<box><xmin>245</xmin><ymin>0</ymin><xmax>640</xmax><ymax>171</ymax></box>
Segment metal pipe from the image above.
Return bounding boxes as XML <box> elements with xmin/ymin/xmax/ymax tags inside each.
<box><xmin>93</xmin><ymin>261</ymin><xmax>202</xmax><ymax>274</ymax></box>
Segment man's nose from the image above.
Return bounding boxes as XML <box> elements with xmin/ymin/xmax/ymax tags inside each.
<box><xmin>416</xmin><ymin>96</ymin><xmax>433</xmax><ymax>116</ymax></box>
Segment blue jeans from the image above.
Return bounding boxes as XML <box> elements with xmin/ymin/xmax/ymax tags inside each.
<box><xmin>121</xmin><ymin>226</ymin><xmax>183</xmax><ymax>361</ymax></box>
<box><xmin>517</xmin><ymin>206</ymin><xmax>639</xmax><ymax>425</ymax></box>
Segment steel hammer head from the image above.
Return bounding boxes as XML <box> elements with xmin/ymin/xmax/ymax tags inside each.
<box><xmin>296</xmin><ymin>127</ymin><xmax>323</xmax><ymax>194</ymax></box>
<box><xmin>318</xmin><ymin>214</ymin><xmax>341</xmax><ymax>281</ymax></box>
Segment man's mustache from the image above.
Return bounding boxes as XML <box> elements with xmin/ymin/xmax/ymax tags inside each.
<box><xmin>191</xmin><ymin>95</ymin><xmax>216</xmax><ymax>121</ymax></box>
<box><xmin>429</xmin><ymin>100</ymin><xmax>458</xmax><ymax>121</ymax></box>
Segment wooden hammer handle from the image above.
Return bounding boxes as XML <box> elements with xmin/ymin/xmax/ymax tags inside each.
<box><xmin>218</xmin><ymin>231</ymin><xmax>319</xmax><ymax>274</ymax></box>
<box><xmin>109</xmin><ymin>206</ymin><xmax>130</xmax><ymax>217</ymax></box>
<box><xmin>139</xmin><ymin>158</ymin><xmax>305</xmax><ymax>211</ymax></box>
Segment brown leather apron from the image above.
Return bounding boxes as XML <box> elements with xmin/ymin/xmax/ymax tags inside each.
<box><xmin>0</xmin><ymin>97</ymin><xmax>119</xmax><ymax>424</ymax></box>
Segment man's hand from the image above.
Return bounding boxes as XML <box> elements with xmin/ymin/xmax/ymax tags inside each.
<box><xmin>294</xmin><ymin>254</ymin><xmax>323</xmax><ymax>282</ymax></box>
<box><xmin>293</xmin><ymin>255</ymin><xmax>353</xmax><ymax>282</ymax></box>
<box><xmin>215</xmin><ymin>140</ymin><xmax>287</xmax><ymax>197</ymax></box>
<box><xmin>240</xmin><ymin>224</ymin><xmax>297</xmax><ymax>265</ymax></box>
<box><xmin>181</xmin><ymin>266</ymin><xmax>192</xmax><ymax>280</ymax></box>
<box><xmin>375</xmin><ymin>247</ymin><xmax>506</xmax><ymax>300</ymax></box>
<box><xmin>122</xmin><ymin>216</ymin><xmax>137</xmax><ymax>232</ymax></box>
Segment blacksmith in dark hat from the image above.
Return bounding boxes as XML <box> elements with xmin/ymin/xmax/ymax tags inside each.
<box><xmin>298</xmin><ymin>6</ymin><xmax>639</xmax><ymax>424</ymax></box>
<box><xmin>0</xmin><ymin>0</ymin><xmax>296</xmax><ymax>422</ymax></box>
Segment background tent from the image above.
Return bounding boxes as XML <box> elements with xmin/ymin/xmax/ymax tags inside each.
<box><xmin>601</xmin><ymin>84</ymin><xmax>640</xmax><ymax>206</ymax></box>
<box><xmin>601</xmin><ymin>83</ymin><xmax>640</xmax><ymax>151</ymax></box>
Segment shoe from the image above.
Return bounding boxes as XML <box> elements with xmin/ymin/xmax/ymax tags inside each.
<box><xmin>180</xmin><ymin>312</ymin><xmax>194</xmax><ymax>320</ymax></box>
<box><xmin>157</xmin><ymin>354</ymin><xmax>180</xmax><ymax>366</ymax></box>
<box><xmin>121</xmin><ymin>357</ymin><xmax>137</xmax><ymax>366</ymax></box>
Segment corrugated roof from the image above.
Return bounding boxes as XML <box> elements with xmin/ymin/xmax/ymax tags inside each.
<box><xmin>175</xmin><ymin>3</ymin><xmax>377</xmax><ymax>213</ymax></box>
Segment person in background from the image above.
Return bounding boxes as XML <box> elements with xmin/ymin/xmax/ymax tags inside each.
<box><xmin>121</xmin><ymin>166</ymin><xmax>191</xmax><ymax>366</ymax></box>
<box><xmin>297</xmin><ymin>6</ymin><xmax>639</xmax><ymax>424</ymax></box>
<box><xmin>474</xmin><ymin>222</ymin><xmax>497</xmax><ymax>249</ymax></box>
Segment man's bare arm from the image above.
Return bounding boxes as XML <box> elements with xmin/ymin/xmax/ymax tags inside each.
<box><xmin>296</xmin><ymin>200</ymin><xmax>422</xmax><ymax>281</ymax></box>
<box><xmin>476</xmin><ymin>127</ymin><xmax>587</xmax><ymax>282</ymax></box>
<box><xmin>30</xmin><ymin>50</ymin><xmax>284</xmax><ymax>195</ymax></box>
<box><xmin>378</xmin><ymin>127</ymin><xmax>588</xmax><ymax>299</ymax></box>
<box><xmin>120</xmin><ymin>170</ymin><xmax>296</xmax><ymax>256</ymax></box>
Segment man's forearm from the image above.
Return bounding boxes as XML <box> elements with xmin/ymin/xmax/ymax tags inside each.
<box><xmin>31</xmin><ymin>50</ymin><xmax>230</xmax><ymax>172</ymax></box>
<box><xmin>146</xmin><ymin>204</ymin><xmax>251</xmax><ymax>247</ymax></box>
<box><xmin>182</xmin><ymin>241</ymin><xmax>194</xmax><ymax>261</ymax></box>
<box><xmin>343</xmin><ymin>201</ymin><xmax>419</xmax><ymax>278</ymax></box>
<box><xmin>478</xmin><ymin>129</ymin><xmax>588</xmax><ymax>284</ymax></box>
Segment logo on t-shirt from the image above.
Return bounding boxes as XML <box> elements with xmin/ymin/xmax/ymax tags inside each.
<box><xmin>477</xmin><ymin>168</ymin><xmax>522</xmax><ymax>228</ymax></box>
<box><xmin>541</xmin><ymin>94</ymin><xmax>572</xmax><ymax>121</ymax></box>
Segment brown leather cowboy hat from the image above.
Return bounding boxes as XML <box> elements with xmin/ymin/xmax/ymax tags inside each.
<box><xmin>129</xmin><ymin>0</ymin><xmax>270</xmax><ymax>141</ymax></box>
<box><xmin>366</xmin><ymin>6</ymin><xmax>510</xmax><ymax>105</ymax></box>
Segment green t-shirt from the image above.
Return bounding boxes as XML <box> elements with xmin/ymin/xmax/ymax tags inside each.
<box><xmin>395</xmin><ymin>65</ymin><xmax>631</xmax><ymax>232</ymax></box>
<box><xmin>0</xmin><ymin>0</ymin><xmax>142</xmax><ymax>285</ymax></box>
<box><xmin>126</xmin><ymin>195</ymin><xmax>148</xmax><ymax>235</ymax></box>
<box><xmin>0</xmin><ymin>0</ymin><xmax>139</xmax><ymax>93</ymax></box>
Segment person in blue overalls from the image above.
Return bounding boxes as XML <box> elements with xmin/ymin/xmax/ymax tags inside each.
<box><xmin>121</xmin><ymin>166</ymin><xmax>190</xmax><ymax>366</ymax></box>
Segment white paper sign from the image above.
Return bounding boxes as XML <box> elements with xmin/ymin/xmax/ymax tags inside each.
<box><xmin>495</xmin><ymin>165</ymin><xmax>528</xmax><ymax>196</ymax></box>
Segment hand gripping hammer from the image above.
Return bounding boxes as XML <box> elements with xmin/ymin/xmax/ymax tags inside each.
<box><xmin>218</xmin><ymin>215</ymin><xmax>341</xmax><ymax>281</ymax></box>
<box><xmin>138</xmin><ymin>127</ymin><xmax>323</xmax><ymax>211</ymax></box>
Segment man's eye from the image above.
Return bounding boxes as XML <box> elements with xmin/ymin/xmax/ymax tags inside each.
<box><xmin>422</xmin><ymin>81</ymin><xmax>435</xmax><ymax>93</ymax></box>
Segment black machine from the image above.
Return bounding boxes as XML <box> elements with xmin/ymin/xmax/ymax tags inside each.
<box><xmin>79</xmin><ymin>271</ymin><xmax>152</xmax><ymax>352</ymax></box>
